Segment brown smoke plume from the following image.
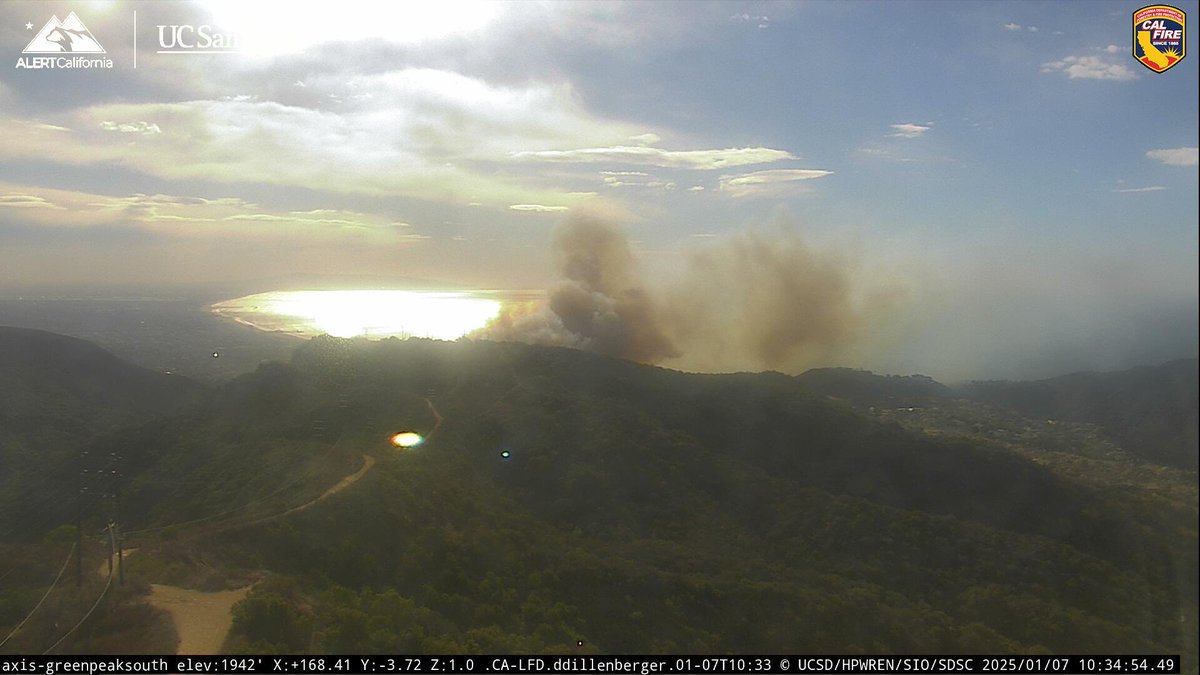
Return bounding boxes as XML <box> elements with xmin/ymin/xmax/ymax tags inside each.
<box><xmin>478</xmin><ymin>212</ymin><xmax>892</xmax><ymax>373</ymax></box>
<box><xmin>481</xmin><ymin>212</ymin><xmax>678</xmax><ymax>362</ymax></box>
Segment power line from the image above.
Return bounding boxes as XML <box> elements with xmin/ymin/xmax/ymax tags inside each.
<box><xmin>42</xmin><ymin>529</ymin><xmax>115</xmax><ymax>655</ymax></box>
<box><xmin>0</xmin><ymin>541</ymin><xmax>77</xmax><ymax>650</ymax></box>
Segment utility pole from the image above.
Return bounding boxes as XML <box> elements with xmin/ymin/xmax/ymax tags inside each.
<box><xmin>75</xmin><ymin>485</ymin><xmax>82</xmax><ymax>589</ymax></box>
<box><xmin>76</xmin><ymin>454</ymin><xmax>88</xmax><ymax>590</ymax></box>
<box><xmin>105</xmin><ymin>453</ymin><xmax>123</xmax><ymax>584</ymax></box>
<box><xmin>115</xmin><ymin>474</ymin><xmax>124</xmax><ymax>586</ymax></box>
<box><xmin>117</xmin><ymin>521</ymin><xmax>124</xmax><ymax>585</ymax></box>
<box><xmin>107</xmin><ymin>451</ymin><xmax>124</xmax><ymax>583</ymax></box>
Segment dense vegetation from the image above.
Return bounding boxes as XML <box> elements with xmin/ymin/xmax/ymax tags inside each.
<box><xmin>1</xmin><ymin>330</ymin><xmax>1195</xmax><ymax>662</ymax></box>
<box><xmin>962</xmin><ymin>360</ymin><xmax>1199</xmax><ymax>471</ymax></box>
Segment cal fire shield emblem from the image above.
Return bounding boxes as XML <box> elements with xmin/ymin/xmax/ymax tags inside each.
<box><xmin>1133</xmin><ymin>5</ymin><xmax>1186</xmax><ymax>73</ymax></box>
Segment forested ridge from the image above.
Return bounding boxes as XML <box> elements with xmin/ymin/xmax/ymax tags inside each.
<box><xmin>1</xmin><ymin>330</ymin><xmax>1195</xmax><ymax>661</ymax></box>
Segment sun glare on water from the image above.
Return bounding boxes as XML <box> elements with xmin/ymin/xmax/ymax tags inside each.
<box><xmin>212</xmin><ymin>290</ymin><xmax>503</xmax><ymax>339</ymax></box>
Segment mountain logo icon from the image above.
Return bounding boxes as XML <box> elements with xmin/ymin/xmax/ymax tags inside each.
<box><xmin>23</xmin><ymin>12</ymin><xmax>106</xmax><ymax>54</ymax></box>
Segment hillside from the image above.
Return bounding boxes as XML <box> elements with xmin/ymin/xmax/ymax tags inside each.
<box><xmin>2</xmin><ymin>334</ymin><xmax>1196</xmax><ymax>659</ymax></box>
<box><xmin>0</xmin><ymin>326</ymin><xmax>205</xmax><ymax>543</ymax></box>
<box><xmin>795</xmin><ymin>368</ymin><xmax>952</xmax><ymax>408</ymax></box>
<box><xmin>0</xmin><ymin>325</ymin><xmax>203</xmax><ymax>421</ymax></box>
<box><xmin>961</xmin><ymin>360</ymin><xmax>1199</xmax><ymax>471</ymax></box>
<box><xmin>793</xmin><ymin>361</ymin><xmax>1199</xmax><ymax>472</ymax></box>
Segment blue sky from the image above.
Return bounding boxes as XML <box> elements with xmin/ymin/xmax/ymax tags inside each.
<box><xmin>0</xmin><ymin>1</ymin><xmax>1196</xmax><ymax>380</ymax></box>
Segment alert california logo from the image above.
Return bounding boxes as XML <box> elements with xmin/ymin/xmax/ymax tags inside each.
<box><xmin>14</xmin><ymin>11</ymin><xmax>114</xmax><ymax>69</ymax></box>
<box><xmin>1132</xmin><ymin>5</ymin><xmax>1186</xmax><ymax>73</ymax></box>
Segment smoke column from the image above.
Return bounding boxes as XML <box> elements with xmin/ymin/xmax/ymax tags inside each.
<box><xmin>478</xmin><ymin>211</ymin><xmax>891</xmax><ymax>373</ymax></box>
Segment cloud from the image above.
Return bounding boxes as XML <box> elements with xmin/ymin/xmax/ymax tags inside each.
<box><xmin>509</xmin><ymin>204</ymin><xmax>571</xmax><ymax>212</ymax></box>
<box><xmin>1040</xmin><ymin>55</ymin><xmax>1137</xmax><ymax>80</ymax></box>
<box><xmin>0</xmin><ymin>194</ymin><xmax>65</xmax><ymax>209</ymax></box>
<box><xmin>510</xmin><ymin>145</ymin><xmax>796</xmax><ymax>169</ymax></box>
<box><xmin>1146</xmin><ymin>147</ymin><xmax>1199</xmax><ymax>167</ymax></box>
<box><xmin>0</xmin><ymin>183</ymin><xmax>415</xmax><ymax>241</ymax></box>
<box><xmin>599</xmin><ymin>171</ymin><xmax>674</xmax><ymax>189</ymax></box>
<box><xmin>890</xmin><ymin>123</ymin><xmax>931</xmax><ymax>139</ymax></box>
<box><xmin>1104</xmin><ymin>44</ymin><xmax>1121</xmax><ymax>54</ymax></box>
<box><xmin>0</xmin><ymin>184</ymin><xmax>435</xmax><ymax>288</ymax></box>
<box><xmin>0</xmin><ymin>68</ymin><xmax>647</xmax><ymax>207</ymax></box>
<box><xmin>32</xmin><ymin>122</ymin><xmax>71</xmax><ymax>133</ymax></box>
<box><xmin>628</xmin><ymin>133</ymin><xmax>661</xmax><ymax>145</ymax></box>
<box><xmin>99</xmin><ymin>120</ymin><xmax>162</xmax><ymax>134</ymax></box>
<box><xmin>1004</xmin><ymin>22</ymin><xmax>1022</xmax><ymax>30</ymax></box>
<box><xmin>731</xmin><ymin>13</ymin><xmax>770</xmax><ymax>29</ymax></box>
<box><xmin>1114</xmin><ymin>186</ymin><xmax>1167</xmax><ymax>193</ymax></box>
<box><xmin>201</xmin><ymin>1</ymin><xmax>504</xmax><ymax>56</ymax></box>
<box><xmin>719</xmin><ymin>169</ymin><xmax>833</xmax><ymax>198</ymax></box>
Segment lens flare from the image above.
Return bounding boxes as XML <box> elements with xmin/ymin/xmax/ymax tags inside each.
<box><xmin>390</xmin><ymin>432</ymin><xmax>424</xmax><ymax>448</ymax></box>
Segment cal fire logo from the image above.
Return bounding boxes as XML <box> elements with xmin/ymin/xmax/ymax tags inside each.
<box><xmin>1133</xmin><ymin>5</ymin><xmax>1186</xmax><ymax>73</ymax></box>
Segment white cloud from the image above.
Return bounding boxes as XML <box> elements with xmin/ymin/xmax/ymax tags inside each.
<box><xmin>1</xmin><ymin>183</ymin><xmax>412</xmax><ymax>241</ymax></box>
<box><xmin>99</xmin><ymin>120</ymin><xmax>162</xmax><ymax>134</ymax></box>
<box><xmin>719</xmin><ymin>169</ymin><xmax>833</xmax><ymax>197</ymax></box>
<box><xmin>1114</xmin><ymin>186</ymin><xmax>1167</xmax><ymax>193</ymax></box>
<box><xmin>1027</xmin><ymin>26</ymin><xmax>1039</xmax><ymax>32</ymax></box>
<box><xmin>0</xmin><ymin>194</ymin><xmax>64</xmax><ymax>209</ymax></box>
<box><xmin>1004</xmin><ymin>22</ymin><xmax>1022</xmax><ymax>30</ymax></box>
<box><xmin>599</xmin><ymin>170</ymin><xmax>674</xmax><ymax>189</ymax></box>
<box><xmin>1146</xmin><ymin>147</ymin><xmax>1199</xmax><ymax>167</ymax></box>
<box><xmin>628</xmin><ymin>133</ymin><xmax>661</xmax><ymax>145</ymax></box>
<box><xmin>32</xmin><ymin>122</ymin><xmax>71</xmax><ymax>133</ymax></box>
<box><xmin>1104</xmin><ymin>45</ymin><xmax>1121</xmax><ymax>54</ymax></box>
<box><xmin>1040</xmin><ymin>55</ymin><xmax>1137</xmax><ymax>80</ymax></box>
<box><xmin>509</xmin><ymin>204</ymin><xmax>570</xmax><ymax>212</ymax></box>
<box><xmin>890</xmin><ymin>123</ymin><xmax>931</xmax><ymax>139</ymax></box>
<box><xmin>510</xmin><ymin>145</ymin><xmax>796</xmax><ymax>169</ymax></box>
<box><xmin>731</xmin><ymin>13</ymin><xmax>770</xmax><ymax>29</ymax></box>
<box><xmin>0</xmin><ymin>69</ymin><xmax>643</xmax><ymax>206</ymax></box>
<box><xmin>204</xmin><ymin>0</ymin><xmax>505</xmax><ymax>56</ymax></box>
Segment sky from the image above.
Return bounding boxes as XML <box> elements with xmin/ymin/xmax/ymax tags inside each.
<box><xmin>0</xmin><ymin>0</ymin><xmax>1197</xmax><ymax>381</ymax></box>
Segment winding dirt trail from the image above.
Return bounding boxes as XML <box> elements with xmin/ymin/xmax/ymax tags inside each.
<box><xmin>424</xmin><ymin>397</ymin><xmax>444</xmax><ymax>438</ymax></box>
<box><xmin>115</xmin><ymin>454</ymin><xmax>376</xmax><ymax>654</ymax></box>
<box><xmin>279</xmin><ymin>453</ymin><xmax>376</xmax><ymax>517</ymax></box>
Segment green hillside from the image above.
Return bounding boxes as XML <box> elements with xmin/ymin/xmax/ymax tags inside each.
<box><xmin>0</xmin><ymin>326</ymin><xmax>204</xmax><ymax>543</ymax></box>
<box><xmin>962</xmin><ymin>360</ymin><xmax>1199</xmax><ymax>471</ymax></box>
<box><xmin>2</xmin><ymin>334</ymin><xmax>1195</xmax><ymax>660</ymax></box>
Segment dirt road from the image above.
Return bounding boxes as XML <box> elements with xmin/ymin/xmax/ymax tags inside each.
<box><xmin>115</xmin><ymin>453</ymin><xmax>375</xmax><ymax>653</ymax></box>
<box><xmin>147</xmin><ymin>583</ymin><xmax>252</xmax><ymax>655</ymax></box>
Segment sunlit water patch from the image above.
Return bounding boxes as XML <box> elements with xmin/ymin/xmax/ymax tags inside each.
<box><xmin>211</xmin><ymin>289</ymin><xmax>525</xmax><ymax>339</ymax></box>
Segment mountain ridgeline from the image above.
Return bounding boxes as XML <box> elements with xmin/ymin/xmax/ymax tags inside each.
<box><xmin>0</xmin><ymin>326</ymin><xmax>204</xmax><ymax>540</ymax></box>
<box><xmin>0</xmin><ymin>329</ymin><xmax>1196</xmax><ymax>658</ymax></box>
<box><xmin>797</xmin><ymin>361</ymin><xmax>1199</xmax><ymax>471</ymax></box>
